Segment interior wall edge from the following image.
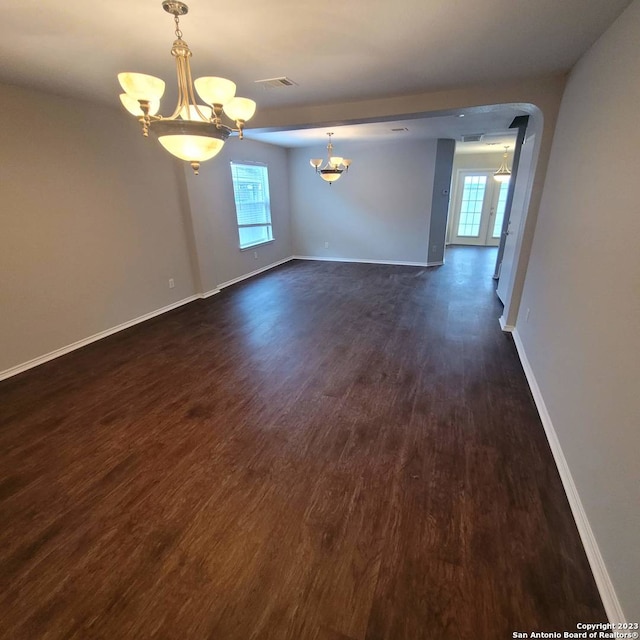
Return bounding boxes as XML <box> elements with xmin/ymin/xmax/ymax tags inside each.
<box><xmin>511</xmin><ymin>328</ymin><xmax>626</xmax><ymax>624</ymax></box>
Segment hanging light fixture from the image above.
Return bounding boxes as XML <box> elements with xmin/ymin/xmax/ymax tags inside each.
<box><xmin>117</xmin><ymin>1</ymin><xmax>257</xmax><ymax>175</ymax></box>
<box><xmin>309</xmin><ymin>133</ymin><xmax>352</xmax><ymax>184</ymax></box>
<box><xmin>494</xmin><ymin>146</ymin><xmax>512</xmax><ymax>182</ymax></box>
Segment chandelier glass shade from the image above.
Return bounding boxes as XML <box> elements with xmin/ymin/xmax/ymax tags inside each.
<box><xmin>310</xmin><ymin>133</ymin><xmax>352</xmax><ymax>183</ymax></box>
<box><xmin>494</xmin><ymin>146</ymin><xmax>512</xmax><ymax>183</ymax></box>
<box><xmin>117</xmin><ymin>1</ymin><xmax>256</xmax><ymax>175</ymax></box>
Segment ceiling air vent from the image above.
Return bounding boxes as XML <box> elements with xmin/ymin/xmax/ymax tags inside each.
<box><xmin>391</xmin><ymin>127</ymin><xmax>409</xmax><ymax>132</ymax></box>
<box><xmin>461</xmin><ymin>134</ymin><xmax>483</xmax><ymax>143</ymax></box>
<box><xmin>254</xmin><ymin>77</ymin><xmax>298</xmax><ymax>89</ymax></box>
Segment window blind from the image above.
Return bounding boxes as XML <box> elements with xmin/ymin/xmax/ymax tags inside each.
<box><xmin>230</xmin><ymin>163</ymin><xmax>274</xmax><ymax>249</ymax></box>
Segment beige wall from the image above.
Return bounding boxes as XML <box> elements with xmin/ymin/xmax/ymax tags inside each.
<box><xmin>0</xmin><ymin>85</ymin><xmax>294</xmax><ymax>376</ymax></box>
<box><xmin>289</xmin><ymin>139</ymin><xmax>437</xmax><ymax>263</ymax></box>
<box><xmin>0</xmin><ymin>83</ymin><xmax>197</xmax><ymax>375</ymax></box>
<box><xmin>517</xmin><ymin>0</ymin><xmax>640</xmax><ymax>619</ymax></box>
<box><xmin>182</xmin><ymin>139</ymin><xmax>292</xmax><ymax>293</ymax></box>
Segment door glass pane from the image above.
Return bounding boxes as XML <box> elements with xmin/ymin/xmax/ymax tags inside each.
<box><xmin>457</xmin><ymin>176</ymin><xmax>487</xmax><ymax>237</ymax></box>
<box><xmin>492</xmin><ymin>181</ymin><xmax>509</xmax><ymax>238</ymax></box>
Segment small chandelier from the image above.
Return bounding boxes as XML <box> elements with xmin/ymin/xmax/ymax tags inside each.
<box><xmin>117</xmin><ymin>1</ymin><xmax>256</xmax><ymax>175</ymax></box>
<box><xmin>310</xmin><ymin>133</ymin><xmax>352</xmax><ymax>184</ymax></box>
<box><xmin>494</xmin><ymin>146</ymin><xmax>512</xmax><ymax>182</ymax></box>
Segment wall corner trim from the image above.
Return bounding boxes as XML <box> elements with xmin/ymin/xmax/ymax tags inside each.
<box><xmin>511</xmin><ymin>329</ymin><xmax>626</xmax><ymax>624</ymax></box>
<box><xmin>217</xmin><ymin>257</ymin><xmax>294</xmax><ymax>290</ymax></box>
<box><xmin>499</xmin><ymin>315</ymin><xmax>516</xmax><ymax>332</ymax></box>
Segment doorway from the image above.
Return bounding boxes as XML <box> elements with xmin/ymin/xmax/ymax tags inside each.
<box><xmin>449</xmin><ymin>170</ymin><xmax>509</xmax><ymax>246</ymax></box>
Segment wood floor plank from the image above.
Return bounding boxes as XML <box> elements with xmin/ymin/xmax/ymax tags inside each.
<box><xmin>0</xmin><ymin>247</ymin><xmax>605</xmax><ymax>639</ymax></box>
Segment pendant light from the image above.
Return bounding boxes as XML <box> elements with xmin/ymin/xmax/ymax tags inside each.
<box><xmin>117</xmin><ymin>1</ymin><xmax>257</xmax><ymax>175</ymax></box>
<box><xmin>494</xmin><ymin>146</ymin><xmax>512</xmax><ymax>182</ymax></box>
<box><xmin>310</xmin><ymin>133</ymin><xmax>352</xmax><ymax>184</ymax></box>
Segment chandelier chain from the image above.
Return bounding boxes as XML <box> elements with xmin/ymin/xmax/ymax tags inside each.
<box><xmin>174</xmin><ymin>15</ymin><xmax>183</xmax><ymax>39</ymax></box>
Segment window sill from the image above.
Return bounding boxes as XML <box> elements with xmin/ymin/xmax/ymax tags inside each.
<box><xmin>239</xmin><ymin>239</ymin><xmax>275</xmax><ymax>252</ymax></box>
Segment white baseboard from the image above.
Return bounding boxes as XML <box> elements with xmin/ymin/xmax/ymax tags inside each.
<box><xmin>499</xmin><ymin>315</ymin><xmax>515</xmax><ymax>332</ymax></box>
<box><xmin>0</xmin><ymin>294</ymin><xmax>201</xmax><ymax>382</ymax></box>
<box><xmin>293</xmin><ymin>255</ymin><xmax>441</xmax><ymax>268</ymax></box>
<box><xmin>512</xmin><ymin>329</ymin><xmax>625</xmax><ymax>624</ymax></box>
<box><xmin>0</xmin><ymin>257</ymin><xmax>294</xmax><ymax>382</ymax></box>
<box><xmin>217</xmin><ymin>256</ymin><xmax>294</xmax><ymax>290</ymax></box>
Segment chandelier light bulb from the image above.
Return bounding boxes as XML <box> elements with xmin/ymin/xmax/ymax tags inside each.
<box><xmin>194</xmin><ymin>77</ymin><xmax>237</xmax><ymax>107</ymax></box>
<box><xmin>118</xmin><ymin>73</ymin><xmax>166</xmax><ymax>102</ymax></box>
<box><xmin>157</xmin><ymin>135</ymin><xmax>225</xmax><ymax>162</ymax></box>
<box><xmin>320</xmin><ymin>171</ymin><xmax>343</xmax><ymax>183</ymax></box>
<box><xmin>223</xmin><ymin>97</ymin><xmax>257</xmax><ymax>123</ymax></box>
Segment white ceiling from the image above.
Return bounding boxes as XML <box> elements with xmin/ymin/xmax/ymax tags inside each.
<box><xmin>0</xmin><ymin>0</ymin><xmax>630</xmax><ymax>146</ymax></box>
<box><xmin>246</xmin><ymin>110</ymin><xmax>521</xmax><ymax>150</ymax></box>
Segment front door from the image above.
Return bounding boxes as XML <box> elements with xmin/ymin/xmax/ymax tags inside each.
<box><xmin>450</xmin><ymin>171</ymin><xmax>509</xmax><ymax>246</ymax></box>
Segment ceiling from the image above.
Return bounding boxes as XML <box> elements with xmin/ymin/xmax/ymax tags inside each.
<box><xmin>246</xmin><ymin>110</ymin><xmax>520</xmax><ymax>151</ymax></box>
<box><xmin>0</xmin><ymin>0</ymin><xmax>630</xmax><ymax>147</ymax></box>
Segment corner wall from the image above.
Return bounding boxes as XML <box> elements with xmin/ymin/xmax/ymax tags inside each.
<box><xmin>289</xmin><ymin>139</ymin><xmax>437</xmax><ymax>264</ymax></box>
<box><xmin>0</xmin><ymin>83</ymin><xmax>196</xmax><ymax>375</ymax></box>
<box><xmin>516</xmin><ymin>0</ymin><xmax>640</xmax><ymax>620</ymax></box>
<box><xmin>182</xmin><ymin>139</ymin><xmax>292</xmax><ymax>293</ymax></box>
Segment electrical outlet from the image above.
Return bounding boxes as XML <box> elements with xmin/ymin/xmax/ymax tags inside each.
<box><xmin>168</xmin><ymin>278</ymin><xmax>175</xmax><ymax>289</ymax></box>
<box><xmin>253</xmin><ymin>251</ymin><xmax>258</xmax><ymax>259</ymax></box>
<box><xmin>324</xmin><ymin>242</ymin><xmax>329</xmax><ymax>249</ymax></box>
<box><xmin>526</xmin><ymin>307</ymin><xmax>531</xmax><ymax>322</ymax></box>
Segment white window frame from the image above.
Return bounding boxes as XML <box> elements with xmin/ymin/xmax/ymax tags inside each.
<box><xmin>230</xmin><ymin>161</ymin><xmax>274</xmax><ymax>250</ymax></box>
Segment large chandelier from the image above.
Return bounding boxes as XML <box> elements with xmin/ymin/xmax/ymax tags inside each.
<box><xmin>310</xmin><ymin>133</ymin><xmax>352</xmax><ymax>184</ymax></box>
<box><xmin>494</xmin><ymin>146</ymin><xmax>512</xmax><ymax>182</ymax></box>
<box><xmin>117</xmin><ymin>1</ymin><xmax>256</xmax><ymax>175</ymax></box>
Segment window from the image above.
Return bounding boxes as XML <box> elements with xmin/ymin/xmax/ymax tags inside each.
<box><xmin>230</xmin><ymin>162</ymin><xmax>273</xmax><ymax>249</ymax></box>
<box><xmin>457</xmin><ymin>175</ymin><xmax>487</xmax><ymax>237</ymax></box>
<box><xmin>492</xmin><ymin>181</ymin><xmax>509</xmax><ymax>238</ymax></box>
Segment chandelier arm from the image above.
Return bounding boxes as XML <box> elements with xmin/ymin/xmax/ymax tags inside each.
<box><xmin>170</xmin><ymin>54</ymin><xmax>191</xmax><ymax>120</ymax></box>
<box><xmin>183</xmin><ymin>55</ymin><xmax>214</xmax><ymax>124</ymax></box>
<box><xmin>142</xmin><ymin>107</ymin><xmax>151</xmax><ymax>136</ymax></box>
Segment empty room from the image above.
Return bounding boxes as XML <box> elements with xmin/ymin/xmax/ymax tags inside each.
<box><xmin>1</xmin><ymin>1</ymin><xmax>638</xmax><ymax>638</ymax></box>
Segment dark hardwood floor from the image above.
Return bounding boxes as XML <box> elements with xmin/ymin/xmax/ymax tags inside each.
<box><xmin>0</xmin><ymin>247</ymin><xmax>605</xmax><ymax>639</ymax></box>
